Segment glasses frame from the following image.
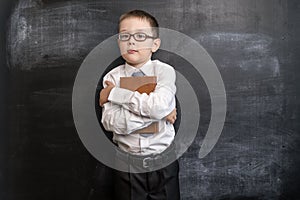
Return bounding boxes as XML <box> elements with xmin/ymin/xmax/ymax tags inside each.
<box><xmin>118</xmin><ymin>32</ymin><xmax>157</xmax><ymax>42</ymax></box>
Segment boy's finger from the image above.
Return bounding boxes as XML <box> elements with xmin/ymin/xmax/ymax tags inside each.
<box><xmin>105</xmin><ymin>80</ymin><xmax>113</xmax><ymax>86</ymax></box>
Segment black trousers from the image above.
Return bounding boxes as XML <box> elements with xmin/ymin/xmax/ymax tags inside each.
<box><xmin>113</xmin><ymin>160</ymin><xmax>180</xmax><ymax>200</ymax></box>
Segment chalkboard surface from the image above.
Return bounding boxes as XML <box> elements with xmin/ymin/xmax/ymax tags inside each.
<box><xmin>1</xmin><ymin>0</ymin><xmax>299</xmax><ymax>199</ymax></box>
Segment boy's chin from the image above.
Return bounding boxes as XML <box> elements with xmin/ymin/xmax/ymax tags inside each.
<box><xmin>123</xmin><ymin>57</ymin><xmax>141</xmax><ymax>66</ymax></box>
<box><xmin>126</xmin><ymin>61</ymin><xmax>140</xmax><ymax>67</ymax></box>
<box><xmin>125</xmin><ymin>59</ymin><xmax>146</xmax><ymax>67</ymax></box>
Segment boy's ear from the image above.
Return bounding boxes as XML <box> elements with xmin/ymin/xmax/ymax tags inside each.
<box><xmin>151</xmin><ymin>38</ymin><xmax>161</xmax><ymax>53</ymax></box>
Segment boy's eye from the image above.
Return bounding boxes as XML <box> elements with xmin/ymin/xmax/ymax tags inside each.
<box><xmin>119</xmin><ymin>34</ymin><xmax>130</xmax><ymax>40</ymax></box>
<box><xmin>134</xmin><ymin>33</ymin><xmax>146</xmax><ymax>40</ymax></box>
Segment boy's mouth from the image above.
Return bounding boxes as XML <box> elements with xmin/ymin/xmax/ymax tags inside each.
<box><xmin>127</xmin><ymin>49</ymin><xmax>138</xmax><ymax>54</ymax></box>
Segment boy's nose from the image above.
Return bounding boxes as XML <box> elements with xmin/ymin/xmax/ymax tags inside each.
<box><xmin>128</xmin><ymin>36</ymin><xmax>135</xmax><ymax>45</ymax></box>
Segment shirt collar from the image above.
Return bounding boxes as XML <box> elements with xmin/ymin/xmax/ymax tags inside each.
<box><xmin>124</xmin><ymin>59</ymin><xmax>153</xmax><ymax>76</ymax></box>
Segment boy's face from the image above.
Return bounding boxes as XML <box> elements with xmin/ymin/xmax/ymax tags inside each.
<box><xmin>118</xmin><ymin>17</ymin><xmax>160</xmax><ymax>68</ymax></box>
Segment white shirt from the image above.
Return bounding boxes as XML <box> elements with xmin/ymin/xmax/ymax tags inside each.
<box><xmin>101</xmin><ymin>59</ymin><xmax>176</xmax><ymax>155</ymax></box>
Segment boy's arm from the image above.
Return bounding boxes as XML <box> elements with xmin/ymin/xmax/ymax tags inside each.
<box><xmin>107</xmin><ymin>66</ymin><xmax>176</xmax><ymax>120</ymax></box>
<box><xmin>101</xmin><ymin>103</ymin><xmax>155</xmax><ymax>135</ymax></box>
<box><xmin>100</xmin><ymin>74</ymin><xmax>156</xmax><ymax>135</ymax></box>
<box><xmin>99</xmin><ymin>80</ymin><xmax>115</xmax><ymax>107</ymax></box>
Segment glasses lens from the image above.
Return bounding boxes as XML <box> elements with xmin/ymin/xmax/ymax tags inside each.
<box><xmin>134</xmin><ymin>33</ymin><xmax>147</xmax><ymax>41</ymax></box>
<box><xmin>119</xmin><ymin>33</ymin><xmax>130</xmax><ymax>41</ymax></box>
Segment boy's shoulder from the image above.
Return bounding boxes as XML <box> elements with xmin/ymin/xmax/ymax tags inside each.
<box><xmin>104</xmin><ymin>63</ymin><xmax>125</xmax><ymax>75</ymax></box>
<box><xmin>152</xmin><ymin>59</ymin><xmax>171</xmax><ymax>67</ymax></box>
<box><xmin>152</xmin><ymin>59</ymin><xmax>175</xmax><ymax>73</ymax></box>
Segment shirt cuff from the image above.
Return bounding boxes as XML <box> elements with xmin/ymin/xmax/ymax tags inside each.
<box><xmin>108</xmin><ymin>87</ymin><xmax>133</xmax><ymax>105</ymax></box>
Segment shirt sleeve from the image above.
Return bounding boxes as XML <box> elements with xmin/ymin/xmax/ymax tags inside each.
<box><xmin>101</xmin><ymin>73</ymin><xmax>156</xmax><ymax>135</ymax></box>
<box><xmin>108</xmin><ymin>66</ymin><xmax>176</xmax><ymax>120</ymax></box>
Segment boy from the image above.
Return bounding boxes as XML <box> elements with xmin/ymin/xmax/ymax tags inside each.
<box><xmin>99</xmin><ymin>10</ymin><xmax>180</xmax><ymax>200</ymax></box>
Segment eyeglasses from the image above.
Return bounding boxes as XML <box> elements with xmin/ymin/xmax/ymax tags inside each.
<box><xmin>118</xmin><ymin>32</ymin><xmax>157</xmax><ymax>42</ymax></box>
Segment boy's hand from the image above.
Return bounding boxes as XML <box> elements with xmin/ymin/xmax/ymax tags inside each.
<box><xmin>165</xmin><ymin>108</ymin><xmax>177</xmax><ymax>124</ymax></box>
<box><xmin>99</xmin><ymin>81</ymin><xmax>115</xmax><ymax>107</ymax></box>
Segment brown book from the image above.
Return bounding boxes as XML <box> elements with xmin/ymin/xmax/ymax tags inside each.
<box><xmin>120</xmin><ymin>76</ymin><xmax>158</xmax><ymax>133</ymax></box>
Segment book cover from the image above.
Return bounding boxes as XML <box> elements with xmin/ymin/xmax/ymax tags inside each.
<box><xmin>120</xmin><ymin>76</ymin><xmax>158</xmax><ymax>133</ymax></box>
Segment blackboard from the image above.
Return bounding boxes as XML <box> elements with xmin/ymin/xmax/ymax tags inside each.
<box><xmin>1</xmin><ymin>0</ymin><xmax>300</xmax><ymax>199</ymax></box>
